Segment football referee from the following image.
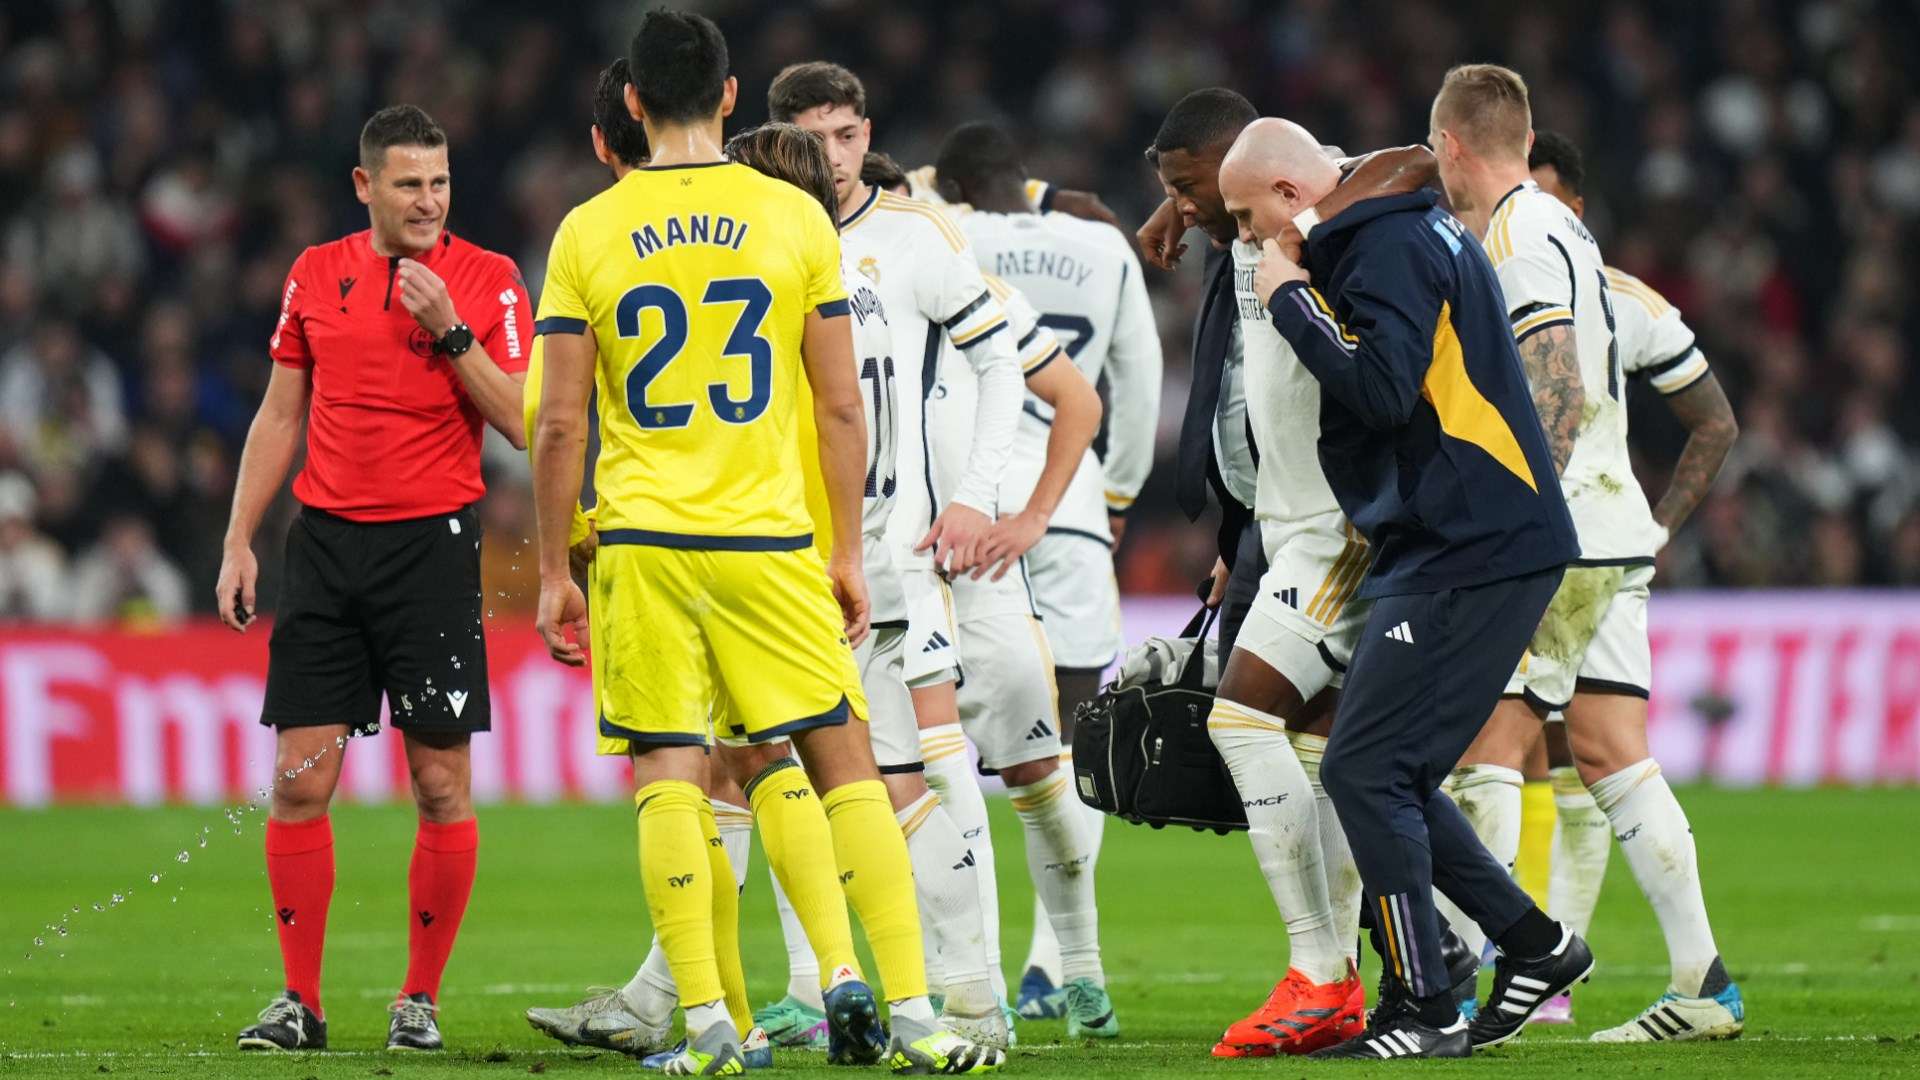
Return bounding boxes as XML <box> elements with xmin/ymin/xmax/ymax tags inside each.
<box><xmin>216</xmin><ymin>105</ymin><xmax>532</xmax><ymax>1054</ymax></box>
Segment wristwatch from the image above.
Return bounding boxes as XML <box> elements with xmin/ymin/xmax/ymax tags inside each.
<box><xmin>433</xmin><ymin>323</ymin><xmax>475</xmax><ymax>357</ymax></box>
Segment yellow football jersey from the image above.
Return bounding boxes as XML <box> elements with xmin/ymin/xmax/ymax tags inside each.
<box><xmin>536</xmin><ymin>162</ymin><xmax>848</xmax><ymax>547</ymax></box>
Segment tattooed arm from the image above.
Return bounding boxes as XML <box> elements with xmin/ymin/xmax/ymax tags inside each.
<box><xmin>1517</xmin><ymin>324</ymin><xmax>1584</xmax><ymax>476</ymax></box>
<box><xmin>1651</xmin><ymin>370</ymin><xmax>1738</xmax><ymax>532</ymax></box>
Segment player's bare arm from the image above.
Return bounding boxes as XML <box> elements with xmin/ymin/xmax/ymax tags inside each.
<box><xmin>800</xmin><ymin>306</ymin><xmax>873</xmax><ymax>647</ymax></box>
<box><xmin>1652</xmin><ymin>371</ymin><xmax>1738</xmax><ymax>535</ymax></box>
<box><xmin>1517</xmin><ymin>322</ymin><xmax>1584</xmax><ymax>476</ymax></box>
<box><xmin>531</xmin><ymin>328</ymin><xmax>594</xmax><ymax>666</ymax></box>
<box><xmin>1048</xmin><ymin>187</ymin><xmax>1121</xmax><ymax>229</ymax></box>
<box><xmin>974</xmin><ymin>353</ymin><xmax>1103</xmax><ymax>582</ymax></box>
<box><xmin>1319</xmin><ymin>146</ymin><xmax>1436</xmax><ymax>218</ymax></box>
<box><xmin>396</xmin><ymin>258</ymin><xmax>530</xmax><ymax>450</ymax></box>
<box><xmin>215</xmin><ymin>362</ymin><xmax>313</xmax><ymax>632</ymax></box>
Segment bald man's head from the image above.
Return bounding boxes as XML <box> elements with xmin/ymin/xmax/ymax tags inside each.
<box><xmin>1219</xmin><ymin>117</ymin><xmax>1342</xmax><ymax>246</ymax></box>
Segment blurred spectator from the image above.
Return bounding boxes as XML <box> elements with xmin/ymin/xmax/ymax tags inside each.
<box><xmin>0</xmin><ymin>0</ymin><xmax>1914</xmax><ymax>611</ymax></box>
<box><xmin>0</xmin><ymin>472</ymin><xmax>67</xmax><ymax>619</ymax></box>
<box><xmin>69</xmin><ymin>514</ymin><xmax>189</xmax><ymax>625</ymax></box>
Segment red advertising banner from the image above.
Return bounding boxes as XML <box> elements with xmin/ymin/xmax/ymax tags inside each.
<box><xmin>2</xmin><ymin>592</ymin><xmax>1917</xmax><ymax>805</ymax></box>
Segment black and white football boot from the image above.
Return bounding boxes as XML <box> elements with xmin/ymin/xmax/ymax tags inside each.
<box><xmin>1469</xmin><ymin>926</ymin><xmax>1595</xmax><ymax>1048</ymax></box>
<box><xmin>236</xmin><ymin>990</ymin><xmax>326</xmax><ymax>1051</ymax></box>
<box><xmin>387</xmin><ymin>991</ymin><xmax>443</xmax><ymax>1052</ymax></box>
<box><xmin>1309</xmin><ymin>998</ymin><xmax>1471</xmax><ymax>1060</ymax></box>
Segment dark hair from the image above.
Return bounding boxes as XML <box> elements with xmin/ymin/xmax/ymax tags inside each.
<box><xmin>593</xmin><ymin>57</ymin><xmax>649</xmax><ymax>167</ymax></box>
<box><xmin>860</xmin><ymin>151</ymin><xmax>909</xmax><ymax>193</ymax></box>
<box><xmin>358</xmin><ymin>105</ymin><xmax>446</xmax><ymax>172</ymax></box>
<box><xmin>627</xmin><ymin>8</ymin><xmax>729</xmax><ymax>126</ymax></box>
<box><xmin>1147</xmin><ymin>88</ymin><xmax>1256</xmax><ymax>165</ymax></box>
<box><xmin>726</xmin><ymin>123</ymin><xmax>838</xmax><ymax>220</ymax></box>
<box><xmin>934</xmin><ymin>122</ymin><xmax>1023</xmax><ymax>202</ymax></box>
<box><xmin>768</xmin><ymin>61</ymin><xmax>866</xmax><ymax>122</ymax></box>
<box><xmin>1527</xmin><ymin>129</ymin><xmax>1584</xmax><ymax>196</ymax></box>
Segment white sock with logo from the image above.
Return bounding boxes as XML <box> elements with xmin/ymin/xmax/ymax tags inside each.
<box><xmin>1007</xmin><ymin>769</ymin><xmax>1103</xmax><ymax>985</ymax></box>
<box><xmin>1207</xmin><ymin>699</ymin><xmax>1343</xmax><ymax>984</ymax></box>
<box><xmin>1547</xmin><ymin>766</ymin><xmax>1610</xmax><ymax>938</ymax></box>
<box><xmin>896</xmin><ymin>790</ymin><xmax>994</xmax><ymax>1007</ymax></box>
<box><xmin>1435</xmin><ymin>763</ymin><xmax>1523</xmax><ymax>965</ymax></box>
<box><xmin>1289</xmin><ymin>730</ymin><xmax>1360</xmax><ymax>967</ymax></box>
<box><xmin>919</xmin><ymin>723</ymin><xmax>1005</xmax><ymax>1000</ymax></box>
<box><xmin>1588</xmin><ymin>759</ymin><xmax>1721</xmax><ymax>996</ymax></box>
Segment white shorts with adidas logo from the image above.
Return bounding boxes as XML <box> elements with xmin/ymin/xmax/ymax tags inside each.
<box><xmin>1234</xmin><ymin>510</ymin><xmax>1376</xmax><ymax>700</ymax></box>
<box><xmin>900</xmin><ymin>568</ymin><xmax>960</xmax><ymax>689</ymax></box>
<box><xmin>949</xmin><ymin>564</ymin><xmax>1063</xmax><ymax>771</ymax></box>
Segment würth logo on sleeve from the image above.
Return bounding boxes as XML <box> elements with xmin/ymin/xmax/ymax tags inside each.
<box><xmin>499</xmin><ymin>288</ymin><xmax>523</xmax><ymax>359</ymax></box>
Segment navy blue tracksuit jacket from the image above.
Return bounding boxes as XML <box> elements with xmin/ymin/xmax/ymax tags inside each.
<box><xmin>1265</xmin><ymin>190</ymin><xmax>1579</xmax><ymax>597</ymax></box>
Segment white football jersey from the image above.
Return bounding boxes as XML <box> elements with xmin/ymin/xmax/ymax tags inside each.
<box><xmin>1486</xmin><ymin>181</ymin><xmax>1659</xmax><ymax>560</ymax></box>
<box><xmin>931</xmin><ymin>275</ymin><xmax>1105</xmax><ymax>544</ymax></box>
<box><xmin>838</xmin><ymin>186</ymin><xmax>1023</xmax><ymax>574</ymax></box>
<box><xmin>1606</xmin><ymin>266</ymin><xmax>1711</xmax><ymax>397</ymax></box>
<box><xmin>1230</xmin><ymin>239</ymin><xmax>1343</xmax><ymax>524</ymax></box>
<box><xmin>844</xmin><ymin>265</ymin><xmax>898</xmax><ymax>541</ymax></box>
<box><xmin>957</xmin><ymin>211</ymin><xmax>1164</xmax><ymax>521</ymax></box>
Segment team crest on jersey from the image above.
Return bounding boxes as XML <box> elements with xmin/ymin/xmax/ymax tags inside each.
<box><xmin>858</xmin><ymin>256</ymin><xmax>880</xmax><ymax>284</ymax></box>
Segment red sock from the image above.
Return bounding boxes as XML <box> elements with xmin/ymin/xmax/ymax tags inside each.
<box><xmin>264</xmin><ymin>816</ymin><xmax>335</xmax><ymax>1016</ymax></box>
<box><xmin>402</xmin><ymin>817</ymin><xmax>479</xmax><ymax>1001</ymax></box>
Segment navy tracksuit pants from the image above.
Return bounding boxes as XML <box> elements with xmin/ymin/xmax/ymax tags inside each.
<box><xmin>1321</xmin><ymin>565</ymin><xmax>1563</xmax><ymax>999</ymax></box>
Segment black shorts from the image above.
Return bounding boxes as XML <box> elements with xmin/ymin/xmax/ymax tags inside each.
<box><xmin>262</xmin><ymin>504</ymin><xmax>490</xmax><ymax>735</ymax></box>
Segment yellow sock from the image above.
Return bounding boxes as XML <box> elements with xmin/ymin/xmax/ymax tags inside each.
<box><xmin>822</xmin><ymin>779</ymin><xmax>927</xmax><ymax>1001</ymax></box>
<box><xmin>699</xmin><ymin>799</ymin><xmax>750</xmax><ymax>1037</ymax></box>
<box><xmin>635</xmin><ymin>779</ymin><xmax>724</xmax><ymax>1010</ymax></box>
<box><xmin>747</xmin><ymin>760</ymin><xmax>862</xmax><ymax>985</ymax></box>
<box><xmin>1516</xmin><ymin>779</ymin><xmax>1556</xmax><ymax>905</ymax></box>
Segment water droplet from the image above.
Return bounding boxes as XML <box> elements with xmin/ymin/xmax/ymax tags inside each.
<box><xmin>256</xmin><ymin>787</ymin><xmax>271</xmax><ymax>800</ymax></box>
<box><xmin>282</xmin><ymin>769</ymin><xmax>296</xmax><ymax>780</ymax></box>
<box><xmin>54</xmin><ymin>926</ymin><xmax>68</xmax><ymax>938</ymax></box>
<box><xmin>176</xmin><ymin>851</ymin><xmax>190</xmax><ymax>863</ymax></box>
<box><xmin>301</xmin><ymin>758</ymin><xmax>313</xmax><ymax>770</ymax></box>
<box><xmin>91</xmin><ymin>903</ymin><xmax>104</xmax><ymax>912</ymax></box>
<box><xmin>149</xmin><ymin>874</ymin><xmax>161</xmax><ymax>884</ymax></box>
<box><xmin>109</xmin><ymin>893</ymin><xmax>125</xmax><ymax>906</ymax></box>
<box><xmin>70</xmin><ymin>906</ymin><xmax>79</xmax><ymax>914</ymax></box>
<box><xmin>197</xmin><ymin>834</ymin><xmax>208</xmax><ymax>848</ymax></box>
<box><xmin>32</xmin><ymin>937</ymin><xmax>43</xmax><ymax>947</ymax></box>
<box><xmin>170</xmin><ymin>896</ymin><xmax>178</xmax><ymax>904</ymax></box>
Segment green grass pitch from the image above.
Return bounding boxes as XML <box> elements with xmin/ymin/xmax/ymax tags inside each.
<box><xmin>4</xmin><ymin>786</ymin><xmax>1918</xmax><ymax>1078</ymax></box>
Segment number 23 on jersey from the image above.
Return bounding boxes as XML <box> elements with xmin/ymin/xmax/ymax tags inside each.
<box><xmin>620</xmin><ymin>276</ymin><xmax>775</xmax><ymax>430</ymax></box>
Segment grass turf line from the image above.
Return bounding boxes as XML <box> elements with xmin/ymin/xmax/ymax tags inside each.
<box><xmin>3</xmin><ymin>785</ymin><xmax>1918</xmax><ymax>1077</ymax></box>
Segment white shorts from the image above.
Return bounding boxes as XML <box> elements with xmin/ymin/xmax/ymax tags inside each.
<box><xmin>1025</xmin><ymin>530</ymin><xmax>1123</xmax><ymax>669</ymax></box>
<box><xmin>856</xmin><ymin>625</ymin><xmax>922</xmax><ymax>771</ymax></box>
<box><xmin>866</xmin><ymin>534</ymin><xmax>908</xmax><ymax>627</ymax></box>
<box><xmin>1231</xmin><ymin>513</ymin><xmax>1373</xmax><ymax>700</ymax></box>
<box><xmin>901</xmin><ymin>569</ymin><xmax>960</xmax><ymax>689</ymax></box>
<box><xmin>1509</xmin><ymin>563</ymin><xmax>1654</xmax><ymax>711</ymax></box>
<box><xmin>956</xmin><ymin>612</ymin><xmax>1062</xmax><ymax>770</ymax></box>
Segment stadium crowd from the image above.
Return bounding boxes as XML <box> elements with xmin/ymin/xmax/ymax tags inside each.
<box><xmin>0</xmin><ymin>0</ymin><xmax>1917</xmax><ymax>624</ymax></box>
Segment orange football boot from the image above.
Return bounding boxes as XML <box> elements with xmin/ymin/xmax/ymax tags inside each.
<box><xmin>1211</xmin><ymin>964</ymin><xmax>1365</xmax><ymax>1058</ymax></box>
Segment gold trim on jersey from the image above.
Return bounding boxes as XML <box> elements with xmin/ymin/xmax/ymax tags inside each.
<box><xmin>839</xmin><ymin>185</ymin><xmax>883</xmax><ymax>231</ymax></box>
<box><xmin>1486</xmin><ymin>200</ymin><xmax>1520</xmax><ymax>264</ymax></box>
<box><xmin>1511</xmin><ymin>306</ymin><xmax>1573</xmax><ymax>340</ymax></box>
<box><xmin>1603</xmin><ymin>267</ymin><xmax>1672</xmax><ymax>317</ymax></box>
<box><xmin>1104</xmin><ymin>490</ymin><xmax>1134</xmax><ymax>511</ymax></box>
<box><xmin>950</xmin><ymin>317</ymin><xmax>1009</xmax><ymax>348</ymax></box>
<box><xmin>873</xmin><ymin>191</ymin><xmax>967</xmax><ymax>252</ymax></box>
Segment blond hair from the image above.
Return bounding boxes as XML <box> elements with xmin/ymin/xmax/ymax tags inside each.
<box><xmin>1433</xmin><ymin>63</ymin><xmax>1532</xmax><ymax>161</ymax></box>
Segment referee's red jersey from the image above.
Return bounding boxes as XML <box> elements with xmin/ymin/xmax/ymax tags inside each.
<box><xmin>269</xmin><ymin>229</ymin><xmax>533</xmax><ymax>522</ymax></box>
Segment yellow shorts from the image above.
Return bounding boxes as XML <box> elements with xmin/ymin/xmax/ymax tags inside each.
<box><xmin>591</xmin><ymin>541</ymin><xmax>867</xmax><ymax>754</ymax></box>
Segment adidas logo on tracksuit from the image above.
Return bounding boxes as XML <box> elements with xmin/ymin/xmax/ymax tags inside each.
<box><xmin>1384</xmin><ymin>620</ymin><xmax>1415</xmax><ymax>643</ymax></box>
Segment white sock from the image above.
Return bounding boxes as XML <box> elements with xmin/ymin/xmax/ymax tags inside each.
<box><xmin>684</xmin><ymin>999</ymin><xmax>731</xmax><ymax>1039</ymax></box>
<box><xmin>889</xmin><ymin>994</ymin><xmax>936</xmax><ymax>1026</ymax></box>
<box><xmin>897</xmin><ymin>790</ymin><xmax>993</xmax><ymax>993</ymax></box>
<box><xmin>1290</xmin><ymin>731</ymin><xmax>1359</xmax><ymax>967</ymax></box>
<box><xmin>920</xmin><ymin>723</ymin><xmax>1004</xmax><ymax>999</ymax></box>
<box><xmin>767</xmin><ymin>867</ymin><xmax>824</xmax><ymax>1010</ymax></box>
<box><xmin>623</xmin><ymin>940</ymin><xmax>680</xmax><ymax>1028</ymax></box>
<box><xmin>1207</xmin><ymin>700</ymin><xmax>1344</xmax><ymax>984</ymax></box>
<box><xmin>1026</xmin><ymin>750</ymin><xmax>1103</xmax><ymax>985</ymax></box>
<box><xmin>714</xmin><ymin>799</ymin><xmax>753</xmax><ymax>892</ymax></box>
<box><xmin>1437</xmin><ymin>763</ymin><xmax>1523</xmax><ymax>963</ymax></box>
<box><xmin>1588</xmin><ymin>759</ymin><xmax>1720</xmax><ymax>996</ymax></box>
<box><xmin>1547</xmin><ymin>766</ymin><xmax>1610</xmax><ymax>938</ymax></box>
<box><xmin>1007</xmin><ymin>770</ymin><xmax>1103</xmax><ymax>985</ymax></box>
